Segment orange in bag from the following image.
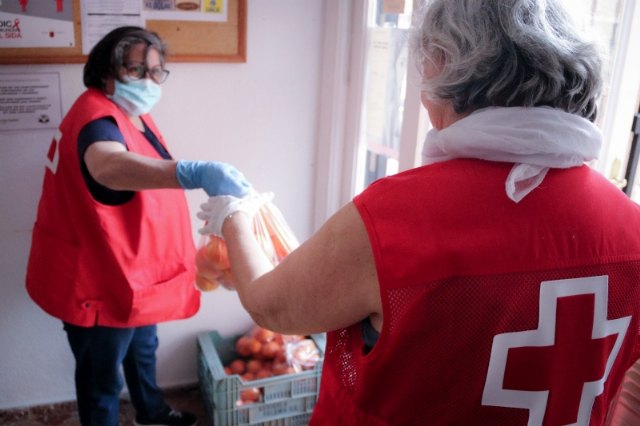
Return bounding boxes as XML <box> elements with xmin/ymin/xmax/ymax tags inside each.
<box><xmin>195</xmin><ymin>196</ymin><xmax>298</xmax><ymax>291</ymax></box>
<box><xmin>195</xmin><ymin>235</ymin><xmax>233</xmax><ymax>291</ymax></box>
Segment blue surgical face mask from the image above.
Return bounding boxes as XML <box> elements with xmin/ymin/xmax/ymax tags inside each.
<box><xmin>108</xmin><ymin>76</ymin><xmax>162</xmax><ymax>116</ymax></box>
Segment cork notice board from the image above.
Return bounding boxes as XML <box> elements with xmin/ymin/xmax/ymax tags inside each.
<box><xmin>0</xmin><ymin>0</ymin><xmax>246</xmax><ymax>64</ymax></box>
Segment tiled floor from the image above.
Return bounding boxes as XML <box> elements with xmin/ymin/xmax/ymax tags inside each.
<box><xmin>0</xmin><ymin>384</ymin><xmax>207</xmax><ymax>426</ymax></box>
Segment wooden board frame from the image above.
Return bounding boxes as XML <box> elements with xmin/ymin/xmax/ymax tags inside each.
<box><xmin>0</xmin><ymin>0</ymin><xmax>246</xmax><ymax>64</ymax></box>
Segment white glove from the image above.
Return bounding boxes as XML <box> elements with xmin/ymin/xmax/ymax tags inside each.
<box><xmin>197</xmin><ymin>192</ymin><xmax>273</xmax><ymax>236</ymax></box>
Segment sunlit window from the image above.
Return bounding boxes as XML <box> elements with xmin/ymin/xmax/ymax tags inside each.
<box><xmin>562</xmin><ymin>0</ymin><xmax>626</xmax><ymax>128</ymax></box>
<box><xmin>357</xmin><ymin>0</ymin><xmax>413</xmax><ymax>193</ymax></box>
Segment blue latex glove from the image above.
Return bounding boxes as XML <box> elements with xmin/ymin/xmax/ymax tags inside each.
<box><xmin>176</xmin><ymin>160</ymin><xmax>251</xmax><ymax>197</ymax></box>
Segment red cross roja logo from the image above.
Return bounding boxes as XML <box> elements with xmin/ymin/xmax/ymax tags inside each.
<box><xmin>482</xmin><ymin>276</ymin><xmax>630</xmax><ymax>425</ymax></box>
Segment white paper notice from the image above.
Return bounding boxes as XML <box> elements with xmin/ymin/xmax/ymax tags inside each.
<box><xmin>0</xmin><ymin>73</ymin><xmax>63</xmax><ymax>132</ymax></box>
<box><xmin>80</xmin><ymin>0</ymin><xmax>144</xmax><ymax>55</ymax></box>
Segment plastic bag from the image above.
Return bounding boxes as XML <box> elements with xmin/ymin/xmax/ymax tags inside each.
<box><xmin>195</xmin><ymin>195</ymin><xmax>299</xmax><ymax>291</ymax></box>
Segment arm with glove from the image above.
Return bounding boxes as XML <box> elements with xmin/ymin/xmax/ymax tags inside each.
<box><xmin>196</xmin><ymin>193</ymin><xmax>275</xmax><ymax>288</ymax></box>
<box><xmin>197</xmin><ymin>194</ymin><xmax>381</xmax><ymax>336</ymax></box>
<box><xmin>84</xmin><ymin>140</ymin><xmax>250</xmax><ymax>196</ymax></box>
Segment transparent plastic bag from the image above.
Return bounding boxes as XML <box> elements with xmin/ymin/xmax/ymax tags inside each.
<box><xmin>195</xmin><ymin>196</ymin><xmax>299</xmax><ymax>291</ymax></box>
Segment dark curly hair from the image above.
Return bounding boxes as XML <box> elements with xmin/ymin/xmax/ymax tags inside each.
<box><xmin>83</xmin><ymin>26</ymin><xmax>167</xmax><ymax>90</ymax></box>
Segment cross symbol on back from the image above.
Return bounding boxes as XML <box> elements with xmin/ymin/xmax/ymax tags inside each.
<box><xmin>482</xmin><ymin>276</ymin><xmax>631</xmax><ymax>425</ymax></box>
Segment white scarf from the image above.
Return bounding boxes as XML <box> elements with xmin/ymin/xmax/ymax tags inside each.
<box><xmin>421</xmin><ymin>107</ymin><xmax>602</xmax><ymax>202</ymax></box>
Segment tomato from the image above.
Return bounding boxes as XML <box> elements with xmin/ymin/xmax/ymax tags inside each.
<box><xmin>246</xmin><ymin>359</ymin><xmax>263</xmax><ymax>374</ymax></box>
<box><xmin>240</xmin><ymin>387</ymin><xmax>261</xmax><ymax>403</ymax></box>
<box><xmin>229</xmin><ymin>359</ymin><xmax>246</xmax><ymax>375</ymax></box>
<box><xmin>235</xmin><ymin>336</ymin><xmax>253</xmax><ymax>357</ymax></box>
<box><xmin>260</xmin><ymin>341</ymin><xmax>281</xmax><ymax>360</ymax></box>
<box><xmin>275</xmin><ymin>349</ymin><xmax>287</xmax><ymax>363</ymax></box>
<box><xmin>249</xmin><ymin>344</ymin><xmax>262</xmax><ymax>360</ymax></box>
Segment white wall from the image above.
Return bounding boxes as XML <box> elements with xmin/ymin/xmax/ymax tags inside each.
<box><xmin>0</xmin><ymin>0</ymin><xmax>325</xmax><ymax>409</ymax></box>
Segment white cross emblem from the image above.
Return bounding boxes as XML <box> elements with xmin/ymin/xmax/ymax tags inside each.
<box><xmin>482</xmin><ymin>275</ymin><xmax>630</xmax><ymax>425</ymax></box>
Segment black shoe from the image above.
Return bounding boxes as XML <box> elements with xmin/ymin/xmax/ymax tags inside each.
<box><xmin>134</xmin><ymin>407</ymin><xmax>197</xmax><ymax>426</ymax></box>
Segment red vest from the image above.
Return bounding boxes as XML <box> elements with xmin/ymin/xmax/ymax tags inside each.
<box><xmin>26</xmin><ymin>89</ymin><xmax>199</xmax><ymax>327</ymax></box>
<box><xmin>311</xmin><ymin>159</ymin><xmax>640</xmax><ymax>425</ymax></box>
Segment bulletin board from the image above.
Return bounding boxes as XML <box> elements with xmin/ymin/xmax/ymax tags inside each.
<box><xmin>0</xmin><ymin>0</ymin><xmax>246</xmax><ymax>65</ymax></box>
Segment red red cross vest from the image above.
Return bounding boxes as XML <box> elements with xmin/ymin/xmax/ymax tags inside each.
<box><xmin>311</xmin><ymin>159</ymin><xmax>640</xmax><ymax>425</ymax></box>
<box><xmin>26</xmin><ymin>88</ymin><xmax>199</xmax><ymax>328</ymax></box>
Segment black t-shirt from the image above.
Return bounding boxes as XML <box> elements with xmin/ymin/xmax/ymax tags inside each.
<box><xmin>77</xmin><ymin>117</ymin><xmax>172</xmax><ymax>205</ymax></box>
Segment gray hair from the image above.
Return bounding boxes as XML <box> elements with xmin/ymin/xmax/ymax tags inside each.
<box><xmin>411</xmin><ymin>0</ymin><xmax>602</xmax><ymax>121</ymax></box>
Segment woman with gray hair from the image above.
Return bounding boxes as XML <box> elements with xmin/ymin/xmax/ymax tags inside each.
<box><xmin>198</xmin><ymin>0</ymin><xmax>640</xmax><ymax>424</ymax></box>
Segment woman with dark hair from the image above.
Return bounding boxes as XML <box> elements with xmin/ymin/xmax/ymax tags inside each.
<box><xmin>26</xmin><ymin>26</ymin><xmax>250</xmax><ymax>426</ymax></box>
<box><xmin>199</xmin><ymin>1</ymin><xmax>640</xmax><ymax>424</ymax></box>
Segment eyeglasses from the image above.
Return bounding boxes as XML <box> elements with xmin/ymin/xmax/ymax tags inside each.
<box><xmin>123</xmin><ymin>63</ymin><xmax>170</xmax><ymax>84</ymax></box>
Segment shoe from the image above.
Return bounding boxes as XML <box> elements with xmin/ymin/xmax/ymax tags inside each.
<box><xmin>134</xmin><ymin>407</ymin><xmax>197</xmax><ymax>426</ymax></box>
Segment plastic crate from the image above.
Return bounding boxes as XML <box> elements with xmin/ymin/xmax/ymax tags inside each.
<box><xmin>197</xmin><ymin>331</ymin><xmax>326</xmax><ymax>426</ymax></box>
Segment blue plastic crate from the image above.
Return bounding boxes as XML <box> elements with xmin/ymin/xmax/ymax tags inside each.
<box><xmin>197</xmin><ymin>331</ymin><xmax>325</xmax><ymax>426</ymax></box>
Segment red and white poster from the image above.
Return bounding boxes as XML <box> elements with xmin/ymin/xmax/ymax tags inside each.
<box><xmin>0</xmin><ymin>0</ymin><xmax>74</xmax><ymax>48</ymax></box>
